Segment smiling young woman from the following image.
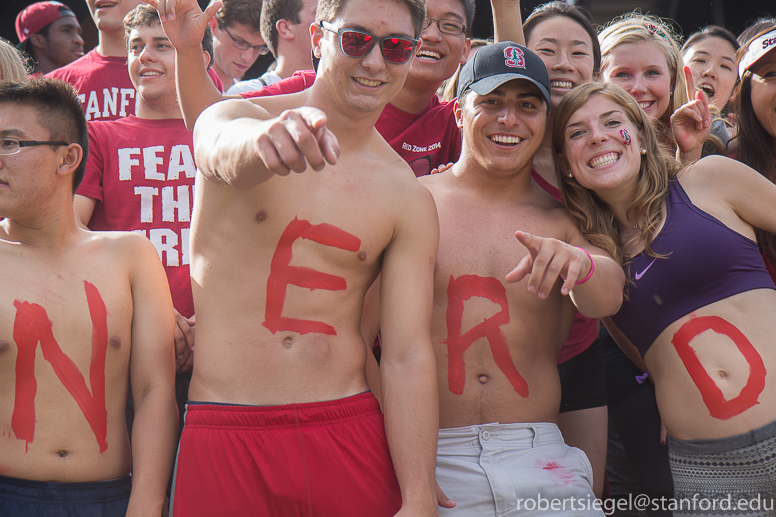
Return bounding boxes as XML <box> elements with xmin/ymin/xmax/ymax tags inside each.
<box><xmin>553</xmin><ymin>81</ymin><xmax>776</xmax><ymax>514</ymax></box>
<box><xmin>598</xmin><ymin>13</ymin><xmax>689</xmax><ymax>147</ymax></box>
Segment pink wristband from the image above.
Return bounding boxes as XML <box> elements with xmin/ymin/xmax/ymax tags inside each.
<box><xmin>574</xmin><ymin>247</ymin><xmax>595</xmax><ymax>285</ymax></box>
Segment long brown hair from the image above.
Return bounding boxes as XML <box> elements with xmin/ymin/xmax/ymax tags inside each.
<box><xmin>731</xmin><ymin>25</ymin><xmax>776</xmax><ymax>266</ymax></box>
<box><xmin>552</xmin><ymin>82</ymin><xmax>679</xmax><ymax>265</ymax></box>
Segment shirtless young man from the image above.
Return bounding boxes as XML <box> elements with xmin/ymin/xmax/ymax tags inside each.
<box><xmin>419</xmin><ymin>42</ymin><xmax>624</xmax><ymax>515</ymax></box>
<box><xmin>159</xmin><ymin>0</ymin><xmax>523</xmax><ymax>174</ymax></box>
<box><xmin>154</xmin><ymin>0</ymin><xmax>440</xmax><ymax>515</ymax></box>
<box><xmin>0</xmin><ymin>80</ymin><xmax>177</xmax><ymax>516</ymax></box>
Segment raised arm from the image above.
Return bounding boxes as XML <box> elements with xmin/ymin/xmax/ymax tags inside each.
<box><xmin>378</xmin><ymin>184</ymin><xmax>440</xmax><ymax>516</ymax></box>
<box><xmin>672</xmin><ymin>66</ymin><xmax>711</xmax><ymax>163</ymax></box>
<box><xmin>193</xmin><ymin>100</ymin><xmax>340</xmax><ymax>189</ymax></box>
<box><xmin>693</xmin><ymin>155</ymin><xmax>776</xmax><ymax>235</ymax></box>
<box><xmin>492</xmin><ymin>0</ymin><xmax>524</xmax><ymax>45</ymax></box>
<box><xmin>506</xmin><ymin>230</ymin><xmax>624</xmax><ymax>318</ymax></box>
<box><xmin>124</xmin><ymin>235</ymin><xmax>177</xmax><ymax>517</ymax></box>
<box><xmin>146</xmin><ymin>0</ymin><xmax>227</xmax><ymax>128</ymax></box>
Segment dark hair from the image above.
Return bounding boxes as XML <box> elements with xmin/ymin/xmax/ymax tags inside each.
<box><xmin>261</xmin><ymin>0</ymin><xmax>302</xmax><ymax>57</ymax></box>
<box><xmin>261</xmin><ymin>0</ymin><xmax>304</xmax><ymax>58</ymax></box>
<box><xmin>523</xmin><ymin>1</ymin><xmax>601</xmax><ymax>77</ymax></box>
<box><xmin>215</xmin><ymin>0</ymin><xmax>263</xmax><ymax>32</ymax></box>
<box><xmin>0</xmin><ymin>79</ymin><xmax>88</xmax><ymax>191</ymax></box>
<box><xmin>738</xmin><ymin>17</ymin><xmax>776</xmax><ymax>47</ymax></box>
<box><xmin>454</xmin><ymin>0</ymin><xmax>475</xmax><ymax>34</ymax></box>
<box><xmin>124</xmin><ymin>5</ymin><xmax>214</xmax><ymax>68</ymax></box>
<box><xmin>316</xmin><ymin>0</ymin><xmax>426</xmax><ymax>38</ymax></box>
<box><xmin>731</xmin><ymin>25</ymin><xmax>776</xmax><ymax>266</ymax></box>
<box><xmin>682</xmin><ymin>25</ymin><xmax>739</xmax><ymax>55</ymax></box>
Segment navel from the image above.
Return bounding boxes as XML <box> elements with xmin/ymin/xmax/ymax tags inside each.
<box><xmin>478</xmin><ymin>374</ymin><xmax>489</xmax><ymax>385</ymax></box>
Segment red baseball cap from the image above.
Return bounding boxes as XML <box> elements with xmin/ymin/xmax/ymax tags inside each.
<box><xmin>15</xmin><ymin>1</ymin><xmax>77</xmax><ymax>43</ymax></box>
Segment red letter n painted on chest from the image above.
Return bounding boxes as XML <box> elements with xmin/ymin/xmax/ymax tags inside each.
<box><xmin>263</xmin><ymin>217</ymin><xmax>362</xmax><ymax>336</ymax></box>
<box><xmin>12</xmin><ymin>281</ymin><xmax>109</xmax><ymax>452</ymax></box>
<box><xmin>445</xmin><ymin>275</ymin><xmax>528</xmax><ymax>397</ymax></box>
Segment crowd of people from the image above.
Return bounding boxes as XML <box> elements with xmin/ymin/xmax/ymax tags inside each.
<box><xmin>0</xmin><ymin>0</ymin><xmax>775</xmax><ymax>516</ymax></box>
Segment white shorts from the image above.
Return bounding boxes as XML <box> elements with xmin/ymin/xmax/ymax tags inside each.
<box><xmin>437</xmin><ymin>422</ymin><xmax>604</xmax><ymax>516</ymax></box>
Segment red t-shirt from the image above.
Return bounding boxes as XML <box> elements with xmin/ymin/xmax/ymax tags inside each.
<box><xmin>78</xmin><ymin>116</ymin><xmax>196</xmax><ymax>317</ymax></box>
<box><xmin>47</xmin><ymin>49</ymin><xmax>137</xmax><ymax>122</ymax></box>
<box><xmin>241</xmin><ymin>70</ymin><xmax>461</xmax><ymax>175</ymax></box>
<box><xmin>47</xmin><ymin>49</ymin><xmax>224</xmax><ymax>121</ymax></box>
<box><xmin>531</xmin><ymin>170</ymin><xmax>598</xmax><ymax>363</ymax></box>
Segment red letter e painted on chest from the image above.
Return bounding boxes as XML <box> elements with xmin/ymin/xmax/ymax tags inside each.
<box><xmin>445</xmin><ymin>275</ymin><xmax>528</xmax><ymax>397</ymax></box>
<box><xmin>263</xmin><ymin>217</ymin><xmax>361</xmax><ymax>336</ymax></box>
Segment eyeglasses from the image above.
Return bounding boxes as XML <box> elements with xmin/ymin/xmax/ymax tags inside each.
<box><xmin>218</xmin><ymin>21</ymin><xmax>270</xmax><ymax>56</ymax></box>
<box><xmin>319</xmin><ymin>21</ymin><xmax>418</xmax><ymax>65</ymax></box>
<box><xmin>423</xmin><ymin>18</ymin><xmax>466</xmax><ymax>36</ymax></box>
<box><xmin>0</xmin><ymin>138</ymin><xmax>69</xmax><ymax>155</ymax></box>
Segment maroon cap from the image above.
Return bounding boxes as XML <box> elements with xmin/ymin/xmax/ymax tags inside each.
<box><xmin>15</xmin><ymin>1</ymin><xmax>76</xmax><ymax>43</ymax></box>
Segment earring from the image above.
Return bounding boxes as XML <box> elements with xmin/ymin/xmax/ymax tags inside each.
<box><xmin>640</xmin><ymin>148</ymin><xmax>647</xmax><ymax>156</ymax></box>
<box><xmin>568</xmin><ymin>173</ymin><xmax>573</xmax><ymax>178</ymax></box>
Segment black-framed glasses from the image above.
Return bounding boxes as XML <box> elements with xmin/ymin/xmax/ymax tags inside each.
<box><xmin>319</xmin><ymin>21</ymin><xmax>418</xmax><ymax>65</ymax></box>
<box><xmin>423</xmin><ymin>18</ymin><xmax>466</xmax><ymax>36</ymax></box>
<box><xmin>0</xmin><ymin>138</ymin><xmax>69</xmax><ymax>155</ymax></box>
<box><xmin>218</xmin><ymin>21</ymin><xmax>270</xmax><ymax>56</ymax></box>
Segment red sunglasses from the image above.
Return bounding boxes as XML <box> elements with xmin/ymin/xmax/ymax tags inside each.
<box><xmin>319</xmin><ymin>21</ymin><xmax>418</xmax><ymax>65</ymax></box>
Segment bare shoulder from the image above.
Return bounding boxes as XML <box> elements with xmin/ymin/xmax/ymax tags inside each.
<box><xmin>358</xmin><ymin>143</ymin><xmax>437</xmax><ymax>232</ymax></box>
<box><xmin>418</xmin><ymin>170</ymin><xmax>447</xmax><ymax>194</ymax></box>
<box><xmin>85</xmin><ymin>230</ymin><xmax>160</xmax><ymax>268</ymax></box>
<box><xmin>677</xmin><ymin>155</ymin><xmax>743</xmax><ymax>185</ymax></box>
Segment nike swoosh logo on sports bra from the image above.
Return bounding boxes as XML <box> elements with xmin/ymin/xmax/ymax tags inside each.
<box><xmin>634</xmin><ymin>258</ymin><xmax>658</xmax><ymax>280</ymax></box>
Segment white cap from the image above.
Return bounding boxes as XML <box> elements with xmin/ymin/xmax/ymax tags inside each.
<box><xmin>739</xmin><ymin>29</ymin><xmax>776</xmax><ymax>78</ymax></box>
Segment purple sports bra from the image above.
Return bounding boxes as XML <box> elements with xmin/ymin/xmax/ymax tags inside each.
<box><xmin>610</xmin><ymin>180</ymin><xmax>775</xmax><ymax>357</ymax></box>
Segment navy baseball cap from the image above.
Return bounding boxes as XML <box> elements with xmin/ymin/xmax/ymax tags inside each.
<box><xmin>457</xmin><ymin>41</ymin><xmax>551</xmax><ymax>105</ymax></box>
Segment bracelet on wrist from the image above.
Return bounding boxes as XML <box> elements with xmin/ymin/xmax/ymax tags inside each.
<box><xmin>573</xmin><ymin>247</ymin><xmax>595</xmax><ymax>285</ymax></box>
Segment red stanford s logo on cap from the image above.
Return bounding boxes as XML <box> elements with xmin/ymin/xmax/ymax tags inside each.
<box><xmin>504</xmin><ymin>47</ymin><xmax>525</xmax><ymax>69</ymax></box>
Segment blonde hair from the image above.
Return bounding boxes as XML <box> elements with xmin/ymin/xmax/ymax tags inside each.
<box><xmin>0</xmin><ymin>39</ymin><xmax>30</xmax><ymax>83</ymax></box>
<box><xmin>552</xmin><ymin>82</ymin><xmax>679</xmax><ymax>265</ymax></box>
<box><xmin>599</xmin><ymin>13</ymin><xmax>688</xmax><ymax>126</ymax></box>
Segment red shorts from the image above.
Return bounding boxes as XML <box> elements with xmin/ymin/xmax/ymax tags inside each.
<box><xmin>170</xmin><ymin>392</ymin><xmax>402</xmax><ymax>516</ymax></box>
